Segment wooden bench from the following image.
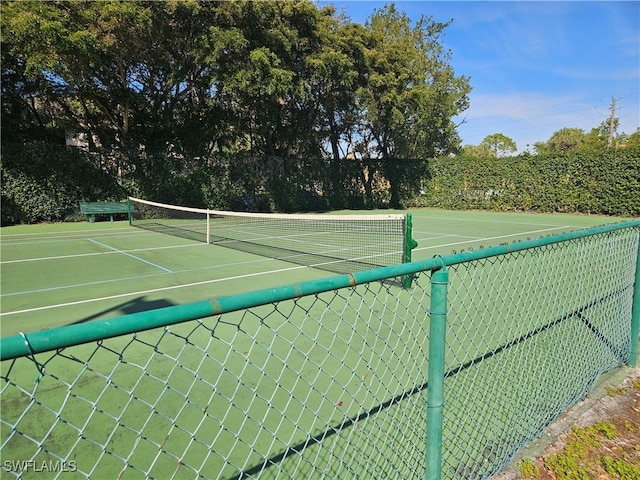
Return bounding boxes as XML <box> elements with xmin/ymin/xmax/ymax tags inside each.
<box><xmin>80</xmin><ymin>201</ymin><xmax>133</xmax><ymax>222</ymax></box>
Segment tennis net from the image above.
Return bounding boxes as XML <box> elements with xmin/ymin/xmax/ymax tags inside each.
<box><xmin>128</xmin><ymin>197</ymin><xmax>416</xmax><ymax>275</ymax></box>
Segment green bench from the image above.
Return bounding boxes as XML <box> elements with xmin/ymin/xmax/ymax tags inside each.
<box><xmin>80</xmin><ymin>201</ymin><xmax>134</xmax><ymax>222</ymax></box>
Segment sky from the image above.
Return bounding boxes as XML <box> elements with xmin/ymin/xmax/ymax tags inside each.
<box><xmin>320</xmin><ymin>0</ymin><xmax>639</xmax><ymax>152</ymax></box>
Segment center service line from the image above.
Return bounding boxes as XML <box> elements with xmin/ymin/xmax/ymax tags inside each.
<box><xmin>88</xmin><ymin>238</ymin><xmax>173</xmax><ymax>273</ymax></box>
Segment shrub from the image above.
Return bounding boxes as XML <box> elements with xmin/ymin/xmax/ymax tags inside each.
<box><xmin>1</xmin><ymin>142</ymin><xmax>123</xmax><ymax>225</ymax></box>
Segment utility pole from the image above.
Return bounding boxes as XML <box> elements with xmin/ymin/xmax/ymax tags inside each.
<box><xmin>608</xmin><ymin>97</ymin><xmax>617</xmax><ymax>148</ymax></box>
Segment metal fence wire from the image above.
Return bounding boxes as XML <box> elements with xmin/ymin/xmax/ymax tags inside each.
<box><xmin>1</xmin><ymin>221</ymin><xmax>639</xmax><ymax>480</ymax></box>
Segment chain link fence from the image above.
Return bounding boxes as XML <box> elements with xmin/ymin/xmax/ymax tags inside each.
<box><xmin>1</xmin><ymin>221</ymin><xmax>638</xmax><ymax>479</ymax></box>
<box><xmin>439</xmin><ymin>227</ymin><xmax>638</xmax><ymax>478</ymax></box>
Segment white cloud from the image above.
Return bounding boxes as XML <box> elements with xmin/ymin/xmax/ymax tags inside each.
<box><xmin>461</xmin><ymin>92</ymin><xmax>601</xmax><ymax>122</ymax></box>
<box><xmin>614</xmin><ymin>31</ymin><xmax>640</xmax><ymax>58</ymax></box>
<box><xmin>455</xmin><ymin>92</ymin><xmax>629</xmax><ymax>152</ymax></box>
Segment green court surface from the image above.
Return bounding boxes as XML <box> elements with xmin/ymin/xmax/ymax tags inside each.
<box><xmin>1</xmin><ymin>208</ymin><xmax>636</xmax><ymax>479</ymax></box>
<box><xmin>0</xmin><ymin>208</ymin><xmax>622</xmax><ymax>338</ymax></box>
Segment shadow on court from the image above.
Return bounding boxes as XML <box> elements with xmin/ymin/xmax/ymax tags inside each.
<box><xmin>70</xmin><ymin>296</ymin><xmax>176</xmax><ymax>325</ymax></box>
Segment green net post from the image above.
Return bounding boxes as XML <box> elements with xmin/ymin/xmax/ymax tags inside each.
<box><xmin>403</xmin><ymin>213</ymin><xmax>419</xmax><ymax>288</ymax></box>
<box><xmin>425</xmin><ymin>265</ymin><xmax>448</xmax><ymax>480</ymax></box>
<box><xmin>629</xmin><ymin>230</ymin><xmax>640</xmax><ymax>367</ymax></box>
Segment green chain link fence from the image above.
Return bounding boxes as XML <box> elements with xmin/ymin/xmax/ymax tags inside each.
<box><xmin>1</xmin><ymin>220</ymin><xmax>639</xmax><ymax>479</ymax></box>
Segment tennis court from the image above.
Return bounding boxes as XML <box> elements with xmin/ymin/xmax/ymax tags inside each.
<box><xmin>0</xmin><ymin>207</ymin><xmax>620</xmax><ymax>338</ymax></box>
<box><xmin>1</xmin><ymin>205</ymin><xmax>638</xmax><ymax>480</ymax></box>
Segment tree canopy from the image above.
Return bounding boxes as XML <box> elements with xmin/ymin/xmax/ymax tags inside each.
<box><xmin>462</xmin><ymin>133</ymin><xmax>517</xmax><ymax>158</ymax></box>
<box><xmin>480</xmin><ymin>133</ymin><xmax>517</xmax><ymax>157</ymax></box>
<box><xmin>2</xmin><ymin>0</ymin><xmax>471</xmax><ymax>162</ymax></box>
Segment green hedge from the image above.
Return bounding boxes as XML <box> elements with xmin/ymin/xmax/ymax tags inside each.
<box><xmin>2</xmin><ymin>143</ymin><xmax>638</xmax><ymax>225</ymax></box>
<box><xmin>1</xmin><ymin>142</ymin><xmax>124</xmax><ymax>225</ymax></box>
<box><xmin>416</xmin><ymin>148</ymin><xmax>639</xmax><ymax>216</ymax></box>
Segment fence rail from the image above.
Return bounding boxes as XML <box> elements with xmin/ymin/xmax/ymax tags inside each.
<box><xmin>2</xmin><ymin>220</ymin><xmax>639</xmax><ymax>479</ymax></box>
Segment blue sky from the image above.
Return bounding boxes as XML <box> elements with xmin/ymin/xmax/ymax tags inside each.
<box><xmin>320</xmin><ymin>1</ymin><xmax>639</xmax><ymax>152</ymax></box>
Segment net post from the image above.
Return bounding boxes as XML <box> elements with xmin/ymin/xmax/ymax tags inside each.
<box><xmin>403</xmin><ymin>213</ymin><xmax>418</xmax><ymax>288</ymax></box>
<box><xmin>425</xmin><ymin>264</ymin><xmax>448</xmax><ymax>480</ymax></box>
<box><xmin>206</xmin><ymin>211</ymin><xmax>211</xmax><ymax>244</ymax></box>
<box><xmin>628</xmin><ymin>229</ymin><xmax>640</xmax><ymax>367</ymax></box>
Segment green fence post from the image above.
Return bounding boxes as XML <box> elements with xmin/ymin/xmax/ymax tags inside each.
<box><xmin>425</xmin><ymin>265</ymin><xmax>448</xmax><ymax>480</ymax></box>
<box><xmin>629</xmin><ymin>231</ymin><xmax>640</xmax><ymax>367</ymax></box>
<box><xmin>127</xmin><ymin>197</ymin><xmax>133</xmax><ymax>225</ymax></box>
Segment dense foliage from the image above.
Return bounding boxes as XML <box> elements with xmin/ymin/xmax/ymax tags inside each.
<box><xmin>1</xmin><ymin>0</ymin><xmax>473</xmax><ymax>222</ymax></box>
<box><xmin>3</xmin><ymin>144</ymin><xmax>638</xmax><ymax>225</ymax></box>
<box><xmin>1</xmin><ymin>4</ymin><xmax>468</xmax><ymax>150</ymax></box>
<box><xmin>1</xmin><ymin>143</ymin><xmax>124</xmax><ymax>224</ymax></box>
<box><xmin>419</xmin><ymin>147</ymin><xmax>640</xmax><ymax>217</ymax></box>
<box><xmin>1</xmin><ymin>1</ymin><xmax>637</xmax><ymax>224</ymax></box>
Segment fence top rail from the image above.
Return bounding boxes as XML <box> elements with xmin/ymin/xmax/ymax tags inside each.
<box><xmin>1</xmin><ymin>219</ymin><xmax>638</xmax><ymax>361</ymax></box>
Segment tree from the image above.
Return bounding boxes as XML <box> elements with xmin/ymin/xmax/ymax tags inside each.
<box><xmin>307</xmin><ymin>9</ymin><xmax>370</xmax><ymax>207</ymax></box>
<box><xmin>461</xmin><ymin>144</ymin><xmax>492</xmax><ymax>158</ymax></box>
<box><xmin>480</xmin><ymin>133</ymin><xmax>517</xmax><ymax>157</ymax></box>
<box><xmin>359</xmin><ymin>4</ymin><xmax>470</xmax><ymax>159</ymax></box>
<box><xmin>208</xmin><ymin>0</ymin><xmax>325</xmax><ymax>157</ymax></box>
<box><xmin>0</xmin><ymin>48</ymin><xmax>63</xmax><ymax>145</ymax></box>
<box><xmin>624</xmin><ymin>128</ymin><xmax>640</xmax><ymax>148</ymax></box>
<box><xmin>2</xmin><ymin>1</ymin><xmax>222</xmax><ymax>158</ymax></box>
<box><xmin>534</xmin><ymin>127</ymin><xmax>586</xmax><ymax>154</ymax></box>
<box><xmin>2</xmin><ymin>0</ymin><xmax>475</xmax><ymax>216</ymax></box>
<box><xmin>310</xmin><ymin>9</ymin><xmax>368</xmax><ymax>160</ymax></box>
<box><xmin>355</xmin><ymin>4</ymin><xmax>471</xmax><ymax>207</ymax></box>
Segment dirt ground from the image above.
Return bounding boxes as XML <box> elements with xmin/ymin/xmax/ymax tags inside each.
<box><xmin>493</xmin><ymin>366</ymin><xmax>640</xmax><ymax>480</ymax></box>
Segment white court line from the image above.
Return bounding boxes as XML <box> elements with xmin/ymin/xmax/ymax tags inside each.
<box><xmin>0</xmin><ymin>255</ymin><xmax>278</xmax><ymax>298</ymax></box>
<box><xmin>0</xmin><ymin>227</ymin><xmax>135</xmax><ymax>242</ymax></box>
<box><xmin>411</xmin><ymin>213</ymin><xmax>582</xmax><ymax>229</ymax></box>
<box><xmin>2</xmin><ymin>238</ymin><xmax>400</xmax><ymax>298</ymax></box>
<box><xmin>0</xmin><ymin>225</ymin><xmax>571</xmax><ymax>317</ymax></box>
<box><xmin>0</xmin><ymin>265</ymin><xmax>307</xmax><ymax>316</ymax></box>
<box><xmin>414</xmin><ymin>231</ymin><xmax>477</xmax><ymax>240</ymax></box>
<box><xmin>413</xmin><ymin>226</ymin><xmax>570</xmax><ymax>252</ymax></box>
<box><xmin>1</xmin><ymin>242</ymin><xmax>207</xmax><ymax>265</ymax></box>
<box><xmin>0</xmin><ymin>226</ymin><xmax>132</xmax><ymax>238</ymax></box>
<box><xmin>88</xmin><ymin>238</ymin><xmax>173</xmax><ymax>273</ymax></box>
